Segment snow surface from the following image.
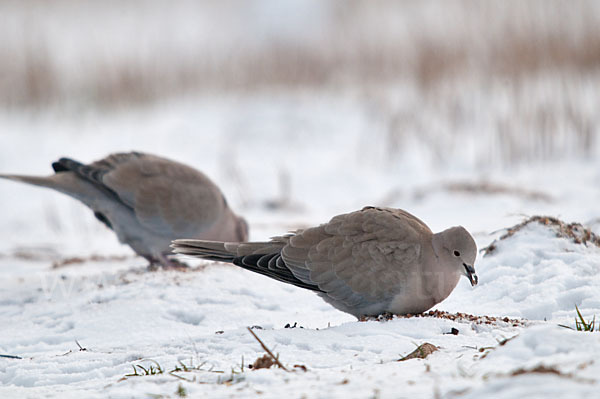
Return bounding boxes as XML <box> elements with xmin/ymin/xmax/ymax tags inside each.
<box><xmin>1</xmin><ymin>96</ymin><xmax>600</xmax><ymax>398</ymax></box>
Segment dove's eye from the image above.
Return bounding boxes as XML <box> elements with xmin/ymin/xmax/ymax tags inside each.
<box><xmin>453</xmin><ymin>250</ymin><xmax>461</xmax><ymax>257</ymax></box>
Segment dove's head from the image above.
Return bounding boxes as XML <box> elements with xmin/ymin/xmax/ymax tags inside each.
<box><xmin>433</xmin><ymin>226</ymin><xmax>478</xmax><ymax>286</ymax></box>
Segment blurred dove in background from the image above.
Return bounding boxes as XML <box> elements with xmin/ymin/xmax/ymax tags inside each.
<box><xmin>172</xmin><ymin>206</ymin><xmax>477</xmax><ymax>317</ymax></box>
<box><xmin>0</xmin><ymin>152</ymin><xmax>248</xmax><ymax>268</ymax></box>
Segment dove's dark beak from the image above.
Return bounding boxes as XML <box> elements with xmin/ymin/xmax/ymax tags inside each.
<box><xmin>463</xmin><ymin>263</ymin><xmax>478</xmax><ymax>286</ymax></box>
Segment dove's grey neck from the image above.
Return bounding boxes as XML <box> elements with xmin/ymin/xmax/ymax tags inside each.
<box><xmin>384</xmin><ymin>232</ymin><xmax>461</xmax><ymax>316</ymax></box>
<box><xmin>431</xmin><ymin>232</ymin><xmax>444</xmax><ymax>259</ymax></box>
<box><xmin>427</xmin><ymin>232</ymin><xmax>462</xmax><ymax>302</ymax></box>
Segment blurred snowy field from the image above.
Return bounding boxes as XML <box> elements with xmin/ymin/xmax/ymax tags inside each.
<box><xmin>1</xmin><ymin>92</ymin><xmax>600</xmax><ymax>398</ymax></box>
<box><xmin>2</xmin><ymin>0</ymin><xmax>600</xmax><ymax>398</ymax></box>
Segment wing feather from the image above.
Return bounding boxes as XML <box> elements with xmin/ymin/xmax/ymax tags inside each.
<box><xmin>282</xmin><ymin>207</ymin><xmax>431</xmax><ymax>306</ymax></box>
<box><xmin>174</xmin><ymin>206</ymin><xmax>432</xmax><ymax>309</ymax></box>
<box><xmin>99</xmin><ymin>153</ymin><xmax>226</xmax><ymax>237</ymax></box>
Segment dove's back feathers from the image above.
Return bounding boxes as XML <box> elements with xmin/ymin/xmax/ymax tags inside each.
<box><xmin>173</xmin><ymin>206</ymin><xmax>478</xmax><ymax>317</ymax></box>
<box><xmin>1</xmin><ymin>152</ymin><xmax>248</xmax><ymax>267</ymax></box>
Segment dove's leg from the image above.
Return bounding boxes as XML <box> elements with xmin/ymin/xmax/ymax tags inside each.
<box><xmin>155</xmin><ymin>253</ymin><xmax>188</xmax><ymax>271</ymax></box>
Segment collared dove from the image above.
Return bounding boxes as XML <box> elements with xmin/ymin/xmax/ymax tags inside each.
<box><xmin>0</xmin><ymin>152</ymin><xmax>248</xmax><ymax>267</ymax></box>
<box><xmin>172</xmin><ymin>206</ymin><xmax>477</xmax><ymax>317</ymax></box>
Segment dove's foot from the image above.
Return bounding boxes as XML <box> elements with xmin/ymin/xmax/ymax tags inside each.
<box><xmin>147</xmin><ymin>255</ymin><xmax>189</xmax><ymax>271</ymax></box>
<box><xmin>359</xmin><ymin>312</ymin><xmax>395</xmax><ymax>322</ymax></box>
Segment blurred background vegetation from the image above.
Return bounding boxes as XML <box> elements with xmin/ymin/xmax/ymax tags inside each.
<box><xmin>1</xmin><ymin>0</ymin><xmax>599</xmax><ymax>165</ymax></box>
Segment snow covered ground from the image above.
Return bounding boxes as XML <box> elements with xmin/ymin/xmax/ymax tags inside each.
<box><xmin>1</xmin><ymin>92</ymin><xmax>600</xmax><ymax>398</ymax></box>
<box><xmin>1</xmin><ymin>2</ymin><xmax>600</xmax><ymax>396</ymax></box>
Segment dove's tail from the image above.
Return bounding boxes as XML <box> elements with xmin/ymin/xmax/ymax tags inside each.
<box><xmin>0</xmin><ymin>171</ymin><xmax>106</xmax><ymax>203</ymax></box>
<box><xmin>171</xmin><ymin>239</ymin><xmax>239</xmax><ymax>263</ymax></box>
<box><xmin>0</xmin><ymin>157</ymin><xmax>87</xmax><ymax>190</ymax></box>
<box><xmin>0</xmin><ymin>173</ymin><xmax>62</xmax><ymax>190</ymax></box>
<box><xmin>171</xmin><ymin>238</ymin><xmax>322</xmax><ymax>291</ymax></box>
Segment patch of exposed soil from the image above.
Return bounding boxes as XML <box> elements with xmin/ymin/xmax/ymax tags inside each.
<box><xmin>441</xmin><ymin>182</ymin><xmax>553</xmax><ymax>202</ymax></box>
<box><xmin>52</xmin><ymin>254</ymin><xmax>133</xmax><ymax>268</ymax></box>
<box><xmin>510</xmin><ymin>365</ymin><xmax>564</xmax><ymax>377</ymax></box>
<box><xmin>493</xmin><ymin>364</ymin><xmax>595</xmax><ymax>384</ymax></box>
<box><xmin>379</xmin><ymin>180</ymin><xmax>553</xmax><ymax>208</ymax></box>
<box><xmin>361</xmin><ymin>310</ymin><xmax>527</xmax><ymax>327</ymax></box>
<box><xmin>412</xmin><ymin>181</ymin><xmax>553</xmax><ymax>202</ymax></box>
<box><xmin>482</xmin><ymin>216</ymin><xmax>600</xmax><ymax>256</ymax></box>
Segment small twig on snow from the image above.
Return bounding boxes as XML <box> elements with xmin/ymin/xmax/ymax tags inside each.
<box><xmin>246</xmin><ymin>327</ymin><xmax>288</xmax><ymax>371</ymax></box>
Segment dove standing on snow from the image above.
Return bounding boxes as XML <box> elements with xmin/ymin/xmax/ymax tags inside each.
<box><xmin>0</xmin><ymin>152</ymin><xmax>248</xmax><ymax>267</ymax></box>
<box><xmin>172</xmin><ymin>206</ymin><xmax>477</xmax><ymax>317</ymax></box>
